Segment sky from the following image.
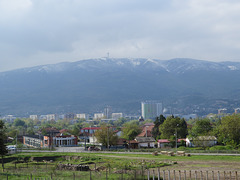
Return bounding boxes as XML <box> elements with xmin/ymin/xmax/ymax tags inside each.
<box><xmin>1</xmin><ymin>0</ymin><xmax>240</xmax><ymax>72</ymax></box>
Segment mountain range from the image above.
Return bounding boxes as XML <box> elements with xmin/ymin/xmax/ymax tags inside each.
<box><xmin>1</xmin><ymin>58</ymin><xmax>240</xmax><ymax>116</ymax></box>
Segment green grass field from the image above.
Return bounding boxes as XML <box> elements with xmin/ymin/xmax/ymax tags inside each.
<box><xmin>1</xmin><ymin>152</ymin><xmax>240</xmax><ymax>179</ymax></box>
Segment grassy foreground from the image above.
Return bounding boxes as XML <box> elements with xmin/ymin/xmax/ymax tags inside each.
<box><xmin>0</xmin><ymin>152</ymin><xmax>240</xmax><ymax>179</ymax></box>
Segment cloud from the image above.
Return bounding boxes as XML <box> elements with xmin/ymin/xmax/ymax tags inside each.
<box><xmin>1</xmin><ymin>0</ymin><xmax>240</xmax><ymax>71</ymax></box>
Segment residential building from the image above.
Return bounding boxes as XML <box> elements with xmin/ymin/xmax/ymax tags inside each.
<box><xmin>79</xmin><ymin>127</ymin><xmax>101</xmax><ymax>143</ymax></box>
<box><xmin>3</xmin><ymin>115</ymin><xmax>15</xmax><ymax>123</ymax></box>
<box><xmin>29</xmin><ymin>115</ymin><xmax>38</xmax><ymax>120</ymax></box>
<box><xmin>23</xmin><ymin>135</ymin><xmax>43</xmax><ymax>148</ymax></box>
<box><xmin>141</xmin><ymin>101</ymin><xmax>163</xmax><ymax>119</ymax></box>
<box><xmin>46</xmin><ymin>114</ymin><xmax>56</xmax><ymax>121</ymax></box>
<box><xmin>76</xmin><ymin>113</ymin><xmax>89</xmax><ymax>120</ymax></box>
<box><xmin>235</xmin><ymin>108</ymin><xmax>240</xmax><ymax>114</ymax></box>
<box><xmin>101</xmin><ymin>119</ymin><xmax>117</xmax><ymax>123</ymax></box>
<box><xmin>65</xmin><ymin>113</ymin><xmax>75</xmax><ymax>120</ymax></box>
<box><xmin>186</xmin><ymin>136</ymin><xmax>217</xmax><ymax>147</ymax></box>
<box><xmin>112</xmin><ymin>113</ymin><xmax>123</xmax><ymax>120</ymax></box>
<box><xmin>94</xmin><ymin>113</ymin><xmax>104</xmax><ymax>120</ymax></box>
<box><xmin>157</xmin><ymin>139</ymin><xmax>186</xmax><ymax>148</ymax></box>
<box><xmin>138</xmin><ymin>123</ymin><xmax>154</xmax><ymax>137</ymax></box>
<box><xmin>218</xmin><ymin>108</ymin><xmax>227</xmax><ymax>114</ymax></box>
<box><xmin>43</xmin><ymin>135</ymin><xmax>78</xmax><ymax>147</ymax></box>
<box><xmin>135</xmin><ymin>137</ymin><xmax>155</xmax><ymax>148</ymax></box>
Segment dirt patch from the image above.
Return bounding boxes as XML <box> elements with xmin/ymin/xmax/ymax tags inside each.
<box><xmin>98</xmin><ymin>154</ymin><xmax>240</xmax><ymax>172</ymax></box>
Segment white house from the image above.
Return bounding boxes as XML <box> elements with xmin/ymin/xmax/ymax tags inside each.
<box><xmin>186</xmin><ymin>136</ymin><xmax>217</xmax><ymax>147</ymax></box>
<box><xmin>135</xmin><ymin>137</ymin><xmax>155</xmax><ymax>148</ymax></box>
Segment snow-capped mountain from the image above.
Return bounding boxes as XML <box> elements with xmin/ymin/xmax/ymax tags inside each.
<box><xmin>1</xmin><ymin>58</ymin><xmax>240</xmax><ymax>116</ymax></box>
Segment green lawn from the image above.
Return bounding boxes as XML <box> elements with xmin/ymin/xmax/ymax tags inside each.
<box><xmin>1</xmin><ymin>152</ymin><xmax>240</xmax><ymax>179</ymax></box>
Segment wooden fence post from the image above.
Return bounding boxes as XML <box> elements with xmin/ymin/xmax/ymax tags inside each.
<box><xmin>152</xmin><ymin>170</ymin><xmax>155</xmax><ymax>180</ymax></box>
<box><xmin>158</xmin><ymin>168</ymin><xmax>160</xmax><ymax>180</ymax></box>
<box><xmin>168</xmin><ymin>170</ymin><xmax>170</xmax><ymax>180</ymax></box>
<box><xmin>184</xmin><ymin>170</ymin><xmax>186</xmax><ymax>180</ymax></box>
<box><xmin>73</xmin><ymin>173</ymin><xmax>75</xmax><ymax>180</ymax></box>
<box><xmin>163</xmin><ymin>170</ymin><xmax>165</xmax><ymax>180</ymax></box>
<box><xmin>90</xmin><ymin>171</ymin><xmax>92</xmax><ymax>180</ymax></box>
<box><xmin>147</xmin><ymin>169</ymin><xmax>150</xmax><ymax>180</ymax></box>
<box><xmin>206</xmin><ymin>171</ymin><xmax>208</xmax><ymax>180</ymax></box>
<box><xmin>212</xmin><ymin>171</ymin><xmax>214</xmax><ymax>180</ymax></box>
<box><xmin>189</xmin><ymin>170</ymin><xmax>191</xmax><ymax>180</ymax></box>
<box><xmin>224</xmin><ymin>171</ymin><xmax>226</xmax><ymax>180</ymax></box>
<box><xmin>106</xmin><ymin>169</ymin><xmax>108</xmax><ymax>180</ymax></box>
<box><xmin>195</xmin><ymin>171</ymin><xmax>197</xmax><ymax>180</ymax></box>
<box><xmin>173</xmin><ymin>170</ymin><xmax>176</xmax><ymax>180</ymax></box>
<box><xmin>230</xmin><ymin>171</ymin><xmax>232</xmax><ymax>180</ymax></box>
<box><xmin>217</xmin><ymin>171</ymin><xmax>220</xmax><ymax>180</ymax></box>
<box><xmin>179</xmin><ymin>170</ymin><xmax>181</xmax><ymax>180</ymax></box>
<box><xmin>200</xmin><ymin>171</ymin><xmax>203</xmax><ymax>180</ymax></box>
<box><xmin>235</xmin><ymin>171</ymin><xmax>238</xmax><ymax>180</ymax></box>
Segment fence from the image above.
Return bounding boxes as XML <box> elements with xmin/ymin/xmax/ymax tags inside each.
<box><xmin>0</xmin><ymin>162</ymin><xmax>239</xmax><ymax>180</ymax></box>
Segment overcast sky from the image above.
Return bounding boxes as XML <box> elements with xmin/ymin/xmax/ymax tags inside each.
<box><xmin>1</xmin><ymin>0</ymin><xmax>240</xmax><ymax>72</ymax></box>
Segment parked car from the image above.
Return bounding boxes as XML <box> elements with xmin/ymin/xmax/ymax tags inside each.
<box><xmin>88</xmin><ymin>146</ymin><xmax>100</xmax><ymax>151</ymax></box>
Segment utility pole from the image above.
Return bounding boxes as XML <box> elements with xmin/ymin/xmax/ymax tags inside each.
<box><xmin>107</xmin><ymin>126</ymin><xmax>109</xmax><ymax>150</ymax></box>
<box><xmin>176</xmin><ymin>124</ymin><xmax>179</xmax><ymax>152</ymax></box>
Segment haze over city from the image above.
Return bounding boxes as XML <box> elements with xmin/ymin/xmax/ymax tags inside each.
<box><xmin>1</xmin><ymin>0</ymin><xmax>240</xmax><ymax>72</ymax></box>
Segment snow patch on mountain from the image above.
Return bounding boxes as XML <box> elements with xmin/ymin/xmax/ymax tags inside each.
<box><xmin>228</xmin><ymin>66</ymin><xmax>237</xmax><ymax>70</ymax></box>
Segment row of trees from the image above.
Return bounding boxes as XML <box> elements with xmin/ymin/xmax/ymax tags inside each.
<box><xmin>151</xmin><ymin>114</ymin><xmax>240</xmax><ymax>147</ymax></box>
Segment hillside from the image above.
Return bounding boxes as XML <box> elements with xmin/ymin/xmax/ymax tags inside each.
<box><xmin>1</xmin><ymin>58</ymin><xmax>240</xmax><ymax>116</ymax></box>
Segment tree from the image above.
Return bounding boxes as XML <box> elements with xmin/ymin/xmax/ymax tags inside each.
<box><xmin>216</xmin><ymin>114</ymin><xmax>240</xmax><ymax>146</ymax></box>
<box><xmin>121</xmin><ymin>121</ymin><xmax>141</xmax><ymax>148</ymax></box>
<box><xmin>159</xmin><ymin>116</ymin><xmax>188</xmax><ymax>139</ymax></box>
<box><xmin>13</xmin><ymin>118</ymin><xmax>25</xmax><ymax>127</ymax></box>
<box><xmin>71</xmin><ymin>123</ymin><xmax>83</xmax><ymax>136</ymax></box>
<box><xmin>121</xmin><ymin>121</ymin><xmax>141</xmax><ymax>140</ymax></box>
<box><xmin>190</xmin><ymin>118</ymin><xmax>212</xmax><ymax>137</ymax></box>
<box><xmin>95</xmin><ymin>125</ymin><xmax>118</xmax><ymax>148</ymax></box>
<box><xmin>152</xmin><ymin>115</ymin><xmax>166</xmax><ymax>140</ymax></box>
<box><xmin>0</xmin><ymin>120</ymin><xmax>8</xmax><ymax>171</ymax></box>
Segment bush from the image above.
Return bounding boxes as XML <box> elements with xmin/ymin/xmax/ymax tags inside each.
<box><xmin>209</xmin><ymin>145</ymin><xmax>233</xmax><ymax>151</ymax></box>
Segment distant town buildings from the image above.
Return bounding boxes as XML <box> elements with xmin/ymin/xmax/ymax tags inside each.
<box><xmin>46</xmin><ymin>114</ymin><xmax>57</xmax><ymax>121</ymax></box>
<box><xmin>104</xmin><ymin>106</ymin><xmax>112</xmax><ymax>119</ymax></box>
<box><xmin>112</xmin><ymin>113</ymin><xmax>123</xmax><ymax>120</ymax></box>
<box><xmin>218</xmin><ymin>108</ymin><xmax>227</xmax><ymax>114</ymax></box>
<box><xmin>94</xmin><ymin>113</ymin><xmax>104</xmax><ymax>120</ymax></box>
<box><xmin>141</xmin><ymin>101</ymin><xmax>163</xmax><ymax>119</ymax></box>
<box><xmin>29</xmin><ymin>115</ymin><xmax>38</xmax><ymax>120</ymax></box>
<box><xmin>76</xmin><ymin>113</ymin><xmax>89</xmax><ymax>120</ymax></box>
<box><xmin>3</xmin><ymin>115</ymin><xmax>16</xmax><ymax>123</ymax></box>
<box><xmin>64</xmin><ymin>113</ymin><xmax>75</xmax><ymax>120</ymax></box>
<box><xmin>235</xmin><ymin>108</ymin><xmax>240</xmax><ymax>114</ymax></box>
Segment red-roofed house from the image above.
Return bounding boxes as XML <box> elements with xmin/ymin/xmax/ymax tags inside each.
<box><xmin>137</xmin><ymin>123</ymin><xmax>154</xmax><ymax>137</ymax></box>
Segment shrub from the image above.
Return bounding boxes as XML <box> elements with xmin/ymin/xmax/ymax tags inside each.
<box><xmin>209</xmin><ymin>145</ymin><xmax>233</xmax><ymax>151</ymax></box>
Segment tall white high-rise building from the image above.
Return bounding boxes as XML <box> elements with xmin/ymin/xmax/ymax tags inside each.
<box><xmin>104</xmin><ymin>106</ymin><xmax>112</xmax><ymax>119</ymax></box>
<box><xmin>141</xmin><ymin>101</ymin><xmax>163</xmax><ymax>119</ymax></box>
